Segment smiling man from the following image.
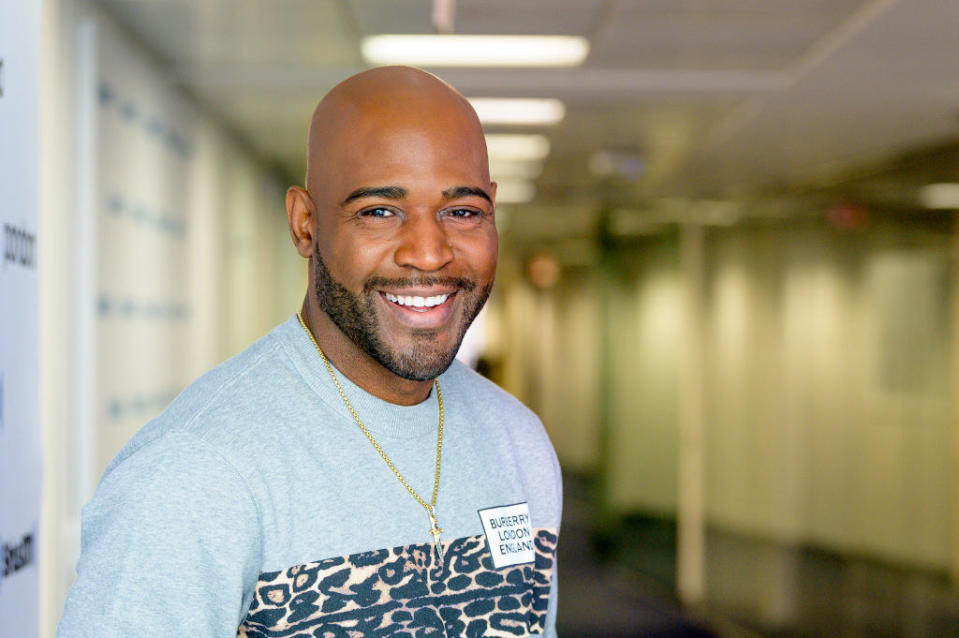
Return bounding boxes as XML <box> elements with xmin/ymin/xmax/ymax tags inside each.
<box><xmin>58</xmin><ymin>67</ymin><xmax>562</xmax><ymax>637</ymax></box>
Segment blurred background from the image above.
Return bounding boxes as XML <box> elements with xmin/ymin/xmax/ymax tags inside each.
<box><xmin>5</xmin><ymin>0</ymin><xmax>959</xmax><ymax>636</ymax></box>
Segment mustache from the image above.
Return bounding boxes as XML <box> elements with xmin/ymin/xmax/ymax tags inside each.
<box><xmin>363</xmin><ymin>275</ymin><xmax>476</xmax><ymax>294</ymax></box>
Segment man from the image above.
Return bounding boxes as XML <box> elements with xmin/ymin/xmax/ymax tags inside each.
<box><xmin>58</xmin><ymin>66</ymin><xmax>562</xmax><ymax>637</ymax></box>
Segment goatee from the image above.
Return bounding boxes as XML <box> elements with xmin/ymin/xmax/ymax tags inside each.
<box><xmin>312</xmin><ymin>247</ymin><xmax>491</xmax><ymax>381</ymax></box>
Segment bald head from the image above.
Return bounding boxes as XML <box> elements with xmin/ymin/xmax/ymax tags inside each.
<box><xmin>286</xmin><ymin>66</ymin><xmax>498</xmax><ymax>398</ymax></box>
<box><xmin>306</xmin><ymin>66</ymin><xmax>488</xmax><ymax>193</ymax></box>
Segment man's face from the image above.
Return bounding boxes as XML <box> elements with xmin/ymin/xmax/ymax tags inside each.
<box><xmin>310</xmin><ymin>118</ymin><xmax>497</xmax><ymax>381</ymax></box>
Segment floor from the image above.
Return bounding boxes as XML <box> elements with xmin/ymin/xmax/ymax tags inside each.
<box><xmin>555</xmin><ymin>474</ymin><xmax>959</xmax><ymax>638</ymax></box>
<box><xmin>555</xmin><ymin>476</ymin><xmax>718</xmax><ymax>638</ymax></box>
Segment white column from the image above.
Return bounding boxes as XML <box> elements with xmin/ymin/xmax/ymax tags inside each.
<box><xmin>678</xmin><ymin>223</ymin><xmax>706</xmax><ymax>605</ymax></box>
<box><xmin>952</xmin><ymin>217</ymin><xmax>959</xmax><ymax>584</ymax></box>
<box><xmin>39</xmin><ymin>0</ymin><xmax>85</xmax><ymax>633</ymax></box>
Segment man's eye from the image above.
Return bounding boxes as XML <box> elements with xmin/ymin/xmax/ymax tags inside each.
<box><xmin>359</xmin><ymin>207</ymin><xmax>395</xmax><ymax>218</ymax></box>
<box><xmin>445</xmin><ymin>208</ymin><xmax>479</xmax><ymax>219</ymax></box>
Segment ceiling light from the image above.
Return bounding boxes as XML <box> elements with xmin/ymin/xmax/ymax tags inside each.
<box><xmin>919</xmin><ymin>183</ymin><xmax>959</xmax><ymax>209</ymax></box>
<box><xmin>494</xmin><ymin>179</ymin><xmax>536</xmax><ymax>204</ymax></box>
<box><xmin>489</xmin><ymin>158</ymin><xmax>544</xmax><ymax>180</ymax></box>
<box><xmin>469</xmin><ymin>98</ymin><xmax>566</xmax><ymax>126</ymax></box>
<box><xmin>361</xmin><ymin>35</ymin><xmax>589</xmax><ymax>67</ymax></box>
<box><xmin>485</xmin><ymin>134</ymin><xmax>550</xmax><ymax>161</ymax></box>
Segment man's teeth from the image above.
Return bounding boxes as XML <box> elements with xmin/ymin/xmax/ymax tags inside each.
<box><xmin>384</xmin><ymin>293</ymin><xmax>450</xmax><ymax>308</ymax></box>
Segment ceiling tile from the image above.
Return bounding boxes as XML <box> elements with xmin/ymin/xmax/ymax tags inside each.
<box><xmin>99</xmin><ymin>0</ymin><xmax>356</xmax><ymax>65</ymax></box>
<box><xmin>351</xmin><ymin>0</ymin><xmax>602</xmax><ymax>35</ymax></box>
<box><xmin>590</xmin><ymin>0</ymin><xmax>874</xmax><ymax>71</ymax></box>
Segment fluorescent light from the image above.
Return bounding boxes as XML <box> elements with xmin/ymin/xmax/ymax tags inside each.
<box><xmin>919</xmin><ymin>183</ymin><xmax>959</xmax><ymax>209</ymax></box>
<box><xmin>489</xmin><ymin>158</ymin><xmax>543</xmax><ymax>180</ymax></box>
<box><xmin>361</xmin><ymin>35</ymin><xmax>589</xmax><ymax>67</ymax></box>
<box><xmin>469</xmin><ymin>98</ymin><xmax>565</xmax><ymax>126</ymax></box>
<box><xmin>485</xmin><ymin>134</ymin><xmax>550</xmax><ymax>161</ymax></box>
<box><xmin>495</xmin><ymin>179</ymin><xmax>536</xmax><ymax>204</ymax></box>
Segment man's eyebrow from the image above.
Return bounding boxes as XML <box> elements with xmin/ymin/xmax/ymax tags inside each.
<box><xmin>442</xmin><ymin>185</ymin><xmax>492</xmax><ymax>204</ymax></box>
<box><xmin>340</xmin><ymin>186</ymin><xmax>407</xmax><ymax>206</ymax></box>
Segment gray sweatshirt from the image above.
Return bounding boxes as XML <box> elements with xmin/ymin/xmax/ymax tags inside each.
<box><xmin>58</xmin><ymin>315</ymin><xmax>562</xmax><ymax>637</ymax></box>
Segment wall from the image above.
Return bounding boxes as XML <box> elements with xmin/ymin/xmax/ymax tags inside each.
<box><xmin>702</xmin><ymin>221</ymin><xmax>952</xmax><ymax>569</ymax></box>
<box><xmin>607</xmin><ymin>239</ymin><xmax>682</xmax><ymax>515</ymax></box>
<box><xmin>83</xmin><ymin>13</ymin><xmax>303</xmax><ymax>485</ymax></box>
<box><xmin>39</xmin><ymin>5</ymin><xmax>305</xmax><ymax>633</ymax></box>
<box><xmin>503</xmin><ymin>212</ymin><xmax>954</xmax><ymax>577</ymax></box>
<box><xmin>494</xmin><ymin>261</ymin><xmax>602</xmax><ymax>475</ymax></box>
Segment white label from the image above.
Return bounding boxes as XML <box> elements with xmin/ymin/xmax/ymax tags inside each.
<box><xmin>478</xmin><ymin>502</ymin><xmax>535</xmax><ymax>568</ymax></box>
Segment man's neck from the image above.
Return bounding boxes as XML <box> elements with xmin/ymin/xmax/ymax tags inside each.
<box><xmin>299</xmin><ymin>300</ymin><xmax>434</xmax><ymax>406</ymax></box>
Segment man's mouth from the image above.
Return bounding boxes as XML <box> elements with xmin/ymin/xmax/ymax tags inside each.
<box><xmin>383</xmin><ymin>292</ymin><xmax>451</xmax><ymax>312</ymax></box>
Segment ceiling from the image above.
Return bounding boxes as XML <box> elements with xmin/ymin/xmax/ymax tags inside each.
<box><xmin>96</xmin><ymin>0</ymin><xmax>959</xmax><ymax>243</ymax></box>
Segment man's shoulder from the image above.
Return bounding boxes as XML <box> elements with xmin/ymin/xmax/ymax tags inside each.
<box><xmin>443</xmin><ymin>360</ymin><xmax>562</xmax><ymax>516</ymax></box>
<box><xmin>172</xmin><ymin>324</ymin><xmax>296</xmax><ymax>423</ymax></box>
<box><xmin>441</xmin><ymin>361</ymin><xmax>555</xmax><ymax>456</ymax></box>
<box><xmin>103</xmin><ymin>321</ymin><xmax>300</xmax><ymax>478</ymax></box>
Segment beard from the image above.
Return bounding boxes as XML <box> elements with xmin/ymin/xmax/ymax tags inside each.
<box><xmin>312</xmin><ymin>246</ymin><xmax>492</xmax><ymax>381</ymax></box>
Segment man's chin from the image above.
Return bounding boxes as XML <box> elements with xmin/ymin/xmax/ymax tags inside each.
<box><xmin>374</xmin><ymin>336</ymin><xmax>462</xmax><ymax>381</ymax></box>
<box><xmin>378</xmin><ymin>353</ymin><xmax>457</xmax><ymax>381</ymax></box>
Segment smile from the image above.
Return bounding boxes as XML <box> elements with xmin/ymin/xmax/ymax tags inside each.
<box><xmin>384</xmin><ymin>292</ymin><xmax>450</xmax><ymax>311</ymax></box>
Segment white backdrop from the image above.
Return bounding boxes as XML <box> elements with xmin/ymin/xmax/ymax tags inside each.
<box><xmin>0</xmin><ymin>0</ymin><xmax>43</xmax><ymax>635</ymax></box>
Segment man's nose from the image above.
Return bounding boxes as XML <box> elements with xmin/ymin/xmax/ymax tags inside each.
<box><xmin>394</xmin><ymin>212</ymin><xmax>454</xmax><ymax>272</ymax></box>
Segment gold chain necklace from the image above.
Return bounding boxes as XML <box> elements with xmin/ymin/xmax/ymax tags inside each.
<box><xmin>296</xmin><ymin>312</ymin><xmax>446</xmax><ymax>563</ymax></box>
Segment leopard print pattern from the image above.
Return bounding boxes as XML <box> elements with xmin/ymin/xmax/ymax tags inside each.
<box><xmin>237</xmin><ymin>528</ymin><xmax>557</xmax><ymax>637</ymax></box>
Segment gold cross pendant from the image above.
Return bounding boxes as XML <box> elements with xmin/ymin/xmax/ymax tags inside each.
<box><xmin>427</xmin><ymin>506</ymin><xmax>444</xmax><ymax>564</ymax></box>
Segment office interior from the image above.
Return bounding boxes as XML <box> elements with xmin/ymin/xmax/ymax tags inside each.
<box><xmin>17</xmin><ymin>0</ymin><xmax>959</xmax><ymax>636</ymax></box>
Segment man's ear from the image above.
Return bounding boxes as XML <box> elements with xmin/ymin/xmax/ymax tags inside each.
<box><xmin>287</xmin><ymin>186</ymin><xmax>315</xmax><ymax>258</ymax></box>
